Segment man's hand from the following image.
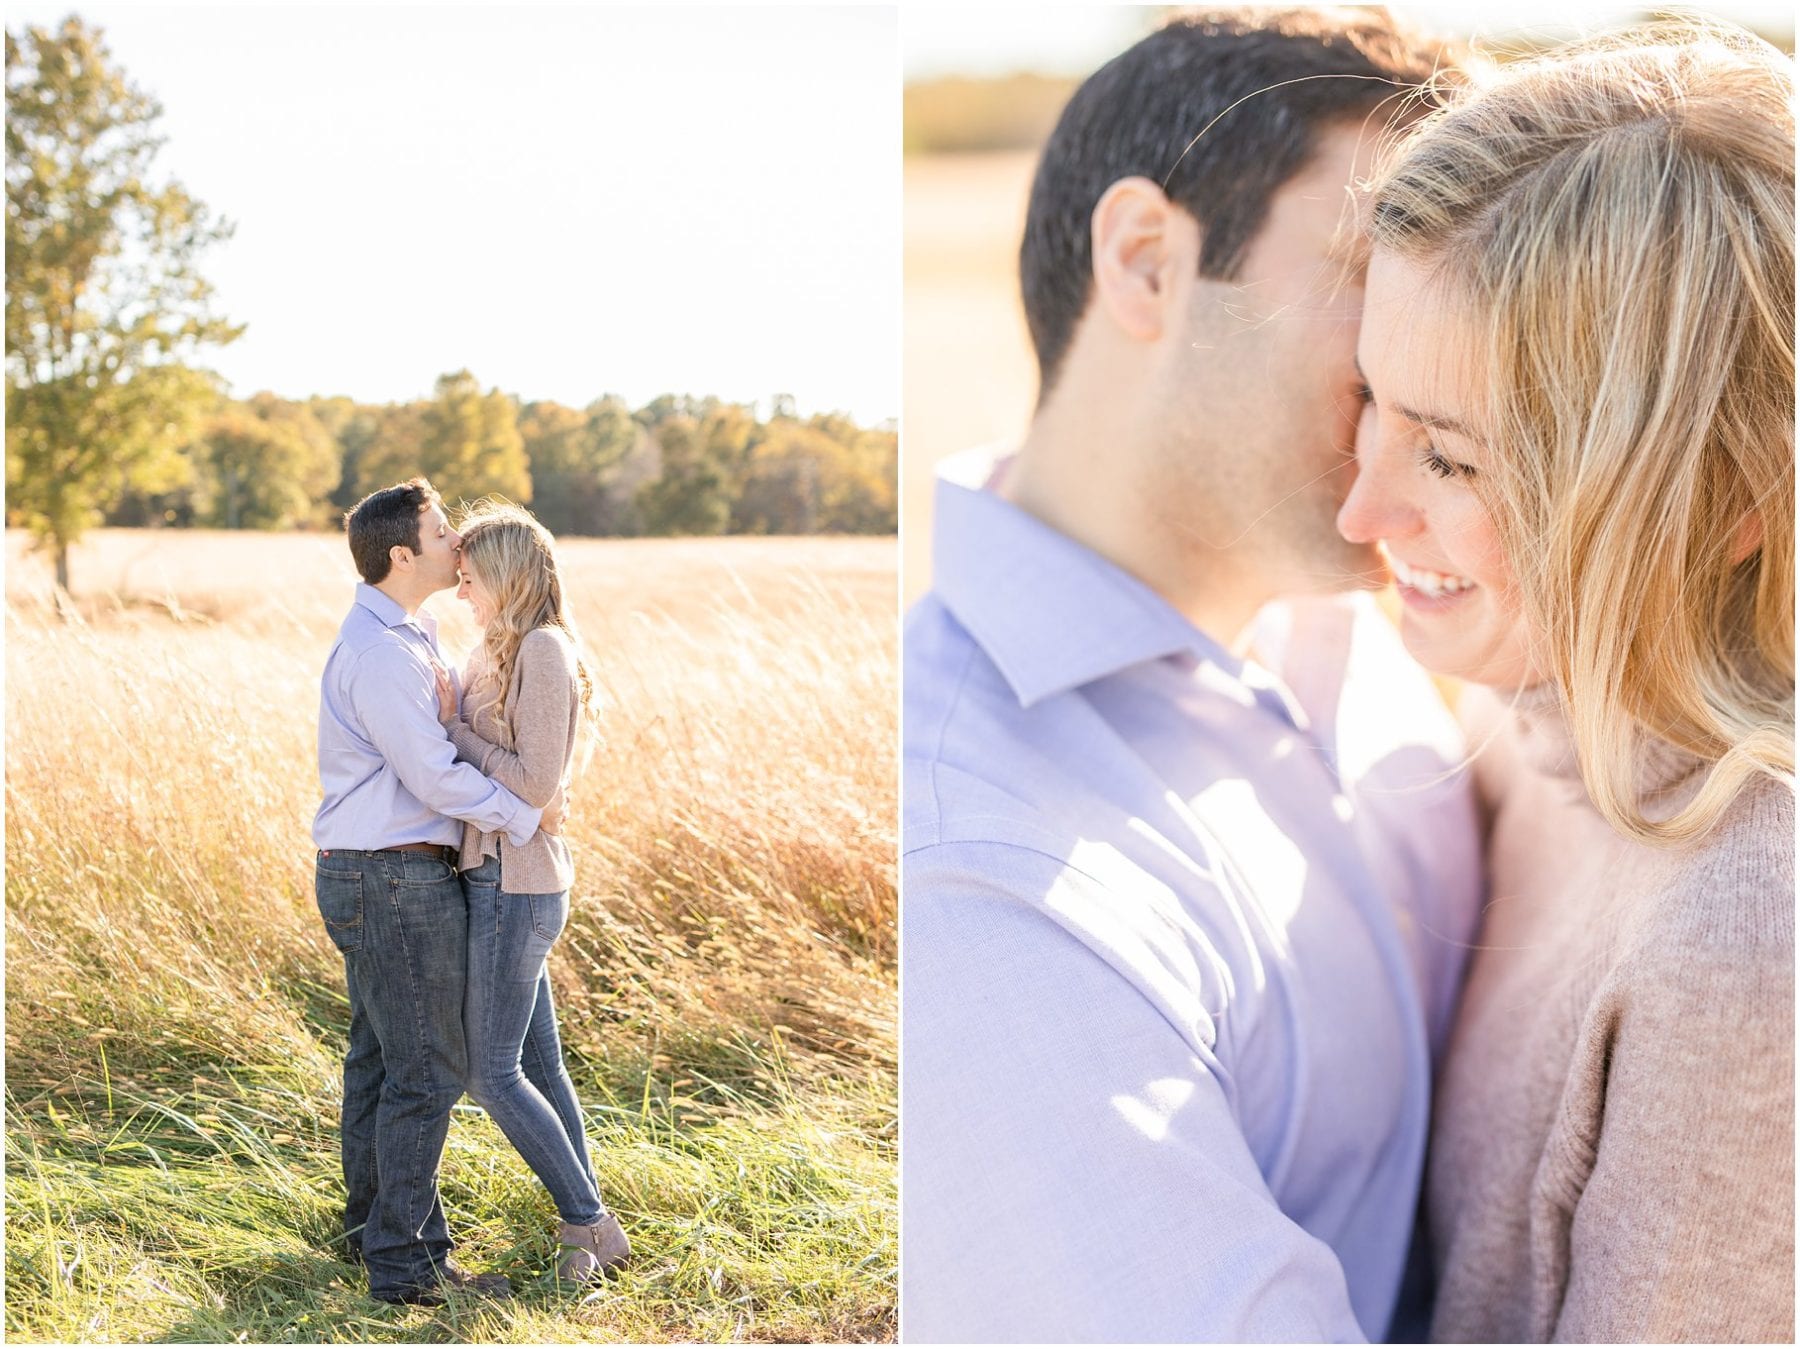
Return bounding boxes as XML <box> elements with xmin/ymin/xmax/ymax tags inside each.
<box><xmin>432</xmin><ymin>664</ymin><xmax>457</xmax><ymax>727</ymax></box>
<box><xmin>541</xmin><ymin>792</ymin><xmax>568</xmax><ymax>837</ymax></box>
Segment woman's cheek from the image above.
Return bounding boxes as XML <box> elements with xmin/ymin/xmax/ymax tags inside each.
<box><xmin>1454</xmin><ymin>497</ymin><xmax>1514</xmax><ymax>597</ymax></box>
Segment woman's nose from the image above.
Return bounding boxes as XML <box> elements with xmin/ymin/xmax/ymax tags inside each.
<box><xmin>1337</xmin><ymin>410</ymin><xmax>1420</xmax><ymax>544</ymax></box>
<box><xmin>1336</xmin><ymin>469</ymin><xmax>1389</xmax><ymax>544</ymax></box>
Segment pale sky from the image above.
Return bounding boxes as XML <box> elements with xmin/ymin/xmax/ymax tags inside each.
<box><xmin>8</xmin><ymin>4</ymin><xmax>900</xmax><ymax>423</ymax></box>
<box><xmin>904</xmin><ymin>3</ymin><xmax>1794</xmax><ymax>77</ymax></box>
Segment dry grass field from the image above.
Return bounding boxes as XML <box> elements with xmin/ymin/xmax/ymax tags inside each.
<box><xmin>4</xmin><ymin>528</ymin><xmax>897</xmax><ymax>1344</ymax></box>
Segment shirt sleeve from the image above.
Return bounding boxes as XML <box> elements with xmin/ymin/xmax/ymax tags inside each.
<box><xmin>902</xmin><ymin>840</ymin><xmax>1368</xmax><ymax>1344</ymax></box>
<box><xmin>346</xmin><ymin>638</ymin><xmax>542</xmax><ymax>847</ymax></box>
<box><xmin>1548</xmin><ymin>944</ymin><xmax>1794</xmax><ymax>1342</ymax></box>
<box><xmin>447</xmin><ymin>631</ymin><xmax>574</xmax><ymax>808</ymax></box>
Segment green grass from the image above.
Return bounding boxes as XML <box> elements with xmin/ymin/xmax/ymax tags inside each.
<box><xmin>4</xmin><ymin>954</ymin><xmax>897</xmax><ymax>1349</ymax></box>
<box><xmin>6</xmin><ymin>1041</ymin><xmax>894</xmax><ymax>1344</ymax></box>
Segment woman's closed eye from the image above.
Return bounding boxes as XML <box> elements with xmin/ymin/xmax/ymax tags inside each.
<box><xmin>1418</xmin><ymin>444</ymin><xmax>1477</xmax><ymax>480</ymax></box>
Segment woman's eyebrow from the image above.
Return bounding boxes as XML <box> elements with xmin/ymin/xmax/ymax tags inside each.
<box><xmin>1354</xmin><ymin>355</ymin><xmax>1480</xmax><ymax>440</ymax></box>
<box><xmin>1394</xmin><ymin>403</ymin><xmax>1480</xmax><ymax>441</ymax></box>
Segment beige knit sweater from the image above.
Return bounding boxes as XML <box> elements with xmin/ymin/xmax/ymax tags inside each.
<box><xmin>1428</xmin><ymin>685</ymin><xmax>1794</xmax><ymax>1343</ymax></box>
<box><xmin>451</xmin><ymin>625</ymin><xmax>581</xmax><ymax>894</ymax></box>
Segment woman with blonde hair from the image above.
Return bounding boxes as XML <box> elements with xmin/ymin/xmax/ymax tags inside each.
<box><xmin>1335</xmin><ymin>19</ymin><xmax>1794</xmax><ymax>1342</ymax></box>
<box><xmin>432</xmin><ymin>501</ymin><xmax>628</xmax><ymax>1282</ymax></box>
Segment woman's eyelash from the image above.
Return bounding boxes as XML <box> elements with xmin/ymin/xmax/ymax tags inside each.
<box><xmin>1419</xmin><ymin>446</ymin><xmax>1474</xmax><ymax>479</ymax></box>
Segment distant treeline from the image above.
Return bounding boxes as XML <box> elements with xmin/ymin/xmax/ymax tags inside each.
<box><xmin>903</xmin><ymin>73</ymin><xmax>1078</xmax><ymax>155</ymax></box>
<box><xmin>903</xmin><ymin>23</ymin><xmax>1794</xmax><ymax>157</ymax></box>
<box><xmin>97</xmin><ymin>372</ymin><xmax>898</xmax><ymax>538</ymax></box>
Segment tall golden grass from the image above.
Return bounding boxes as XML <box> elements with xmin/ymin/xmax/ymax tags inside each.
<box><xmin>5</xmin><ymin>528</ymin><xmax>897</xmax><ymax>1343</ymax></box>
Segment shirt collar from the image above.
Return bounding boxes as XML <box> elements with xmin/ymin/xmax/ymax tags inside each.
<box><xmin>933</xmin><ymin>467</ymin><xmax>1290</xmax><ymax>718</ymax></box>
<box><xmin>355</xmin><ymin>582</ymin><xmax>436</xmax><ymax>638</ymax></box>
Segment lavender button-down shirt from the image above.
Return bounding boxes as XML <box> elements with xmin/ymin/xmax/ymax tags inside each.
<box><xmin>313</xmin><ymin>583</ymin><xmax>539</xmax><ymax>851</ymax></box>
<box><xmin>902</xmin><ymin>459</ymin><xmax>1481</xmax><ymax>1343</ymax></box>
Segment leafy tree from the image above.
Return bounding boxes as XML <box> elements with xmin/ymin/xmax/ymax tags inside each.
<box><xmin>638</xmin><ymin>413</ymin><xmax>731</xmax><ymax>536</ymax></box>
<box><xmin>5</xmin><ymin>18</ymin><xmax>241</xmax><ymax>589</ymax></box>
<box><xmin>587</xmin><ymin>400</ymin><xmax>664</xmax><ymax>537</ymax></box>
<box><xmin>191</xmin><ymin>393</ymin><xmax>339</xmax><ymax>529</ymax></box>
<box><xmin>518</xmin><ymin>399</ymin><xmax>587</xmax><ymax>529</ymax></box>
<box><xmin>105</xmin><ymin>469</ymin><xmax>201</xmax><ymax>528</ymax></box>
<box><xmin>636</xmin><ymin>392</ymin><xmax>703</xmax><ymax>428</ymax></box>
<box><xmin>732</xmin><ymin>413</ymin><xmax>897</xmax><ymax>536</ymax></box>
<box><xmin>420</xmin><ymin>372</ymin><xmax>530</xmax><ymax>506</ymax></box>
<box><xmin>734</xmin><ymin>420</ymin><xmax>826</xmax><ymax>534</ymax></box>
<box><xmin>355</xmin><ymin>370</ymin><xmax>529</xmax><ymax>506</ymax></box>
<box><xmin>701</xmin><ymin>401</ymin><xmax>756</xmax><ymax>475</ymax></box>
<box><xmin>308</xmin><ymin>395</ymin><xmax>382</xmax><ymax>515</ymax></box>
<box><xmin>822</xmin><ymin>419</ymin><xmax>898</xmax><ymax>532</ymax></box>
<box><xmin>522</xmin><ymin>395</ymin><xmax>649</xmax><ymax>536</ymax></box>
<box><xmin>352</xmin><ymin>401</ymin><xmax>423</xmax><ymax>500</ymax></box>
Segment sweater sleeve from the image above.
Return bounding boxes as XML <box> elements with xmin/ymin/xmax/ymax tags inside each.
<box><xmin>447</xmin><ymin>629</ymin><xmax>577</xmax><ymax>810</ymax></box>
<box><xmin>1546</xmin><ymin>937</ymin><xmax>1794</xmax><ymax>1342</ymax></box>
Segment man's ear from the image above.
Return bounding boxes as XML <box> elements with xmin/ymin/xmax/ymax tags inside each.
<box><xmin>389</xmin><ymin>544</ymin><xmax>413</xmax><ymax>576</ymax></box>
<box><xmin>1089</xmin><ymin>176</ymin><xmax>1196</xmax><ymax>345</ymax></box>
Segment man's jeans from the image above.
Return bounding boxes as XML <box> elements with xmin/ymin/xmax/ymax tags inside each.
<box><xmin>460</xmin><ymin>855</ymin><xmax>605</xmax><ymax>1225</ymax></box>
<box><xmin>315</xmin><ymin>848</ymin><xmax>467</xmax><ymax>1297</ymax></box>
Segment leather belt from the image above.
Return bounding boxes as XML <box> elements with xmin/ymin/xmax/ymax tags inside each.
<box><xmin>380</xmin><ymin>843</ymin><xmax>458</xmax><ymax>863</ymax></box>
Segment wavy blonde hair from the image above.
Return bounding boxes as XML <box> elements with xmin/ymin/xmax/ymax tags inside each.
<box><xmin>1365</xmin><ymin>19</ymin><xmax>1794</xmax><ymax>846</ymax></box>
<box><xmin>456</xmin><ymin>501</ymin><xmax>595</xmax><ymax>737</ymax></box>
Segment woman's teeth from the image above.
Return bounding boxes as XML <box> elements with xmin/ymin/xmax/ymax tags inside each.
<box><xmin>1390</xmin><ymin>555</ymin><xmax>1476</xmax><ymax>597</ymax></box>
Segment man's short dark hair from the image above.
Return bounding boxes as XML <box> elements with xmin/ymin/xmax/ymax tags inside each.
<box><xmin>1020</xmin><ymin>6</ymin><xmax>1452</xmax><ymax>393</ymax></box>
<box><xmin>345</xmin><ymin>478</ymin><xmax>442</xmax><ymax>584</ymax></box>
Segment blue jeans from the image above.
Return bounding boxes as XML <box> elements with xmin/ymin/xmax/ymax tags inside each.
<box><xmin>460</xmin><ymin>855</ymin><xmax>605</xmax><ymax>1225</ymax></box>
<box><xmin>315</xmin><ymin>848</ymin><xmax>466</xmax><ymax>1298</ymax></box>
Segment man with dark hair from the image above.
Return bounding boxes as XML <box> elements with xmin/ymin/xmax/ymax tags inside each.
<box><xmin>343</xmin><ymin>477</ymin><xmax>441</xmax><ymax>585</ymax></box>
<box><xmin>1020</xmin><ymin>7</ymin><xmax>1446</xmax><ymax>394</ymax></box>
<box><xmin>313</xmin><ymin>477</ymin><xmax>543</xmax><ymax>1305</ymax></box>
<box><xmin>903</xmin><ymin>9</ymin><xmax>1480</xmax><ymax>1340</ymax></box>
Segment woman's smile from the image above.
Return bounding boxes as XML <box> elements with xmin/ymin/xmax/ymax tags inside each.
<box><xmin>1386</xmin><ymin>548</ymin><xmax>1479</xmax><ymax>610</ymax></box>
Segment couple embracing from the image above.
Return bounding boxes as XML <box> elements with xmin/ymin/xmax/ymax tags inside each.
<box><xmin>904</xmin><ymin>7</ymin><xmax>1793</xmax><ymax>1343</ymax></box>
<box><xmin>311</xmin><ymin>479</ymin><xmax>628</xmax><ymax>1305</ymax></box>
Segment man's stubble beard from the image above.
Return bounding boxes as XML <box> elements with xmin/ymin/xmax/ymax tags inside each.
<box><xmin>1142</xmin><ymin>367</ymin><xmax>1381</xmax><ymax>609</ymax></box>
<box><xmin>1276</xmin><ymin>460</ymin><xmax>1386</xmax><ymax>597</ymax></box>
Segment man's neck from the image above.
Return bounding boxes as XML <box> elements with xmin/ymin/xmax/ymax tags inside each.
<box><xmin>373</xmin><ymin>577</ymin><xmax>425</xmax><ymax>618</ymax></box>
<box><xmin>1004</xmin><ymin>387</ymin><xmax>1270</xmax><ymax>651</ymax></box>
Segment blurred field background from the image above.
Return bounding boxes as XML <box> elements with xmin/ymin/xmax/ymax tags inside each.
<box><xmin>902</xmin><ymin>150</ymin><xmax>1041</xmax><ymax>605</ymax></box>
<box><xmin>902</xmin><ymin>3</ymin><xmax>1794</xmax><ymax>605</ymax></box>
<box><xmin>4</xmin><ymin>528</ymin><xmax>897</xmax><ymax>1344</ymax></box>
